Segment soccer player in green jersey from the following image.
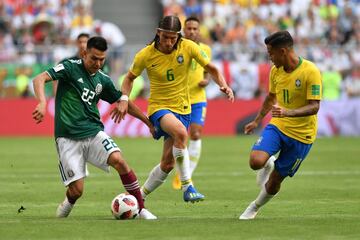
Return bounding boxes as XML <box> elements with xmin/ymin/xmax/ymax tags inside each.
<box><xmin>32</xmin><ymin>36</ymin><xmax>157</xmax><ymax>219</ymax></box>
<box><xmin>239</xmin><ymin>31</ymin><xmax>322</xmax><ymax>220</ymax></box>
<box><xmin>118</xmin><ymin>16</ymin><xmax>234</xmax><ymax>203</ymax></box>
<box><xmin>172</xmin><ymin>16</ymin><xmax>212</xmax><ymax>190</ymax></box>
<box><xmin>54</xmin><ymin>33</ymin><xmax>110</xmax><ymax>96</ymax></box>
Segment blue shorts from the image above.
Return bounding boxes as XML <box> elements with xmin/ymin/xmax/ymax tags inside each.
<box><xmin>149</xmin><ymin>109</ymin><xmax>191</xmax><ymax>140</ymax></box>
<box><xmin>190</xmin><ymin>102</ymin><xmax>207</xmax><ymax>126</ymax></box>
<box><xmin>252</xmin><ymin>124</ymin><xmax>312</xmax><ymax>177</ymax></box>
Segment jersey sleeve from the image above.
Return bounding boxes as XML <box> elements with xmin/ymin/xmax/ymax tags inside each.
<box><xmin>129</xmin><ymin>49</ymin><xmax>146</xmax><ymax>77</ymax></box>
<box><xmin>100</xmin><ymin>78</ymin><xmax>122</xmax><ymax>104</ymax></box>
<box><xmin>204</xmin><ymin>44</ymin><xmax>212</xmax><ymax>61</ymax></box>
<box><xmin>46</xmin><ymin>60</ymin><xmax>71</xmax><ymax>82</ymax></box>
<box><xmin>269</xmin><ymin>66</ymin><xmax>277</xmax><ymax>94</ymax></box>
<box><xmin>306</xmin><ymin>65</ymin><xmax>322</xmax><ymax>100</ymax></box>
<box><xmin>188</xmin><ymin>40</ymin><xmax>210</xmax><ymax>67</ymax></box>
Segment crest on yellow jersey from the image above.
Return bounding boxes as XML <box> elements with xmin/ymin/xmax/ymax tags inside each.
<box><xmin>177</xmin><ymin>54</ymin><xmax>184</xmax><ymax>64</ymax></box>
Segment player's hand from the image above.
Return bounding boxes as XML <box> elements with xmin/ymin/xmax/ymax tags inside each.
<box><xmin>198</xmin><ymin>79</ymin><xmax>209</xmax><ymax>88</ymax></box>
<box><xmin>271</xmin><ymin>105</ymin><xmax>286</xmax><ymax>118</ymax></box>
<box><xmin>244</xmin><ymin>121</ymin><xmax>258</xmax><ymax>135</ymax></box>
<box><xmin>111</xmin><ymin>100</ymin><xmax>128</xmax><ymax>123</ymax></box>
<box><xmin>32</xmin><ymin>102</ymin><xmax>46</xmax><ymax>124</ymax></box>
<box><xmin>148</xmin><ymin>122</ymin><xmax>156</xmax><ymax>138</ymax></box>
<box><xmin>220</xmin><ymin>86</ymin><xmax>234</xmax><ymax>102</ymax></box>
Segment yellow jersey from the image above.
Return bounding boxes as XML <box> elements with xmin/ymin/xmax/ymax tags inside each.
<box><xmin>130</xmin><ymin>38</ymin><xmax>210</xmax><ymax>116</ymax></box>
<box><xmin>269</xmin><ymin>58</ymin><xmax>322</xmax><ymax>144</ymax></box>
<box><xmin>189</xmin><ymin>42</ymin><xmax>212</xmax><ymax>104</ymax></box>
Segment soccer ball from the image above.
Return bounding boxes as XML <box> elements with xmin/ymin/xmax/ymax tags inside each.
<box><xmin>111</xmin><ymin>193</ymin><xmax>139</xmax><ymax>220</ymax></box>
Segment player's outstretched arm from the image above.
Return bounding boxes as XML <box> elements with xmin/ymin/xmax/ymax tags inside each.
<box><xmin>117</xmin><ymin>71</ymin><xmax>137</xmax><ymax>119</ymax></box>
<box><xmin>272</xmin><ymin>100</ymin><xmax>320</xmax><ymax>118</ymax></box>
<box><xmin>204</xmin><ymin>63</ymin><xmax>234</xmax><ymax>102</ymax></box>
<box><xmin>111</xmin><ymin>100</ymin><xmax>155</xmax><ymax>137</ymax></box>
<box><xmin>198</xmin><ymin>72</ymin><xmax>210</xmax><ymax>87</ymax></box>
<box><xmin>32</xmin><ymin>72</ymin><xmax>52</xmax><ymax>124</ymax></box>
<box><xmin>129</xmin><ymin>101</ymin><xmax>155</xmax><ymax>137</ymax></box>
<box><xmin>244</xmin><ymin>93</ymin><xmax>276</xmax><ymax>134</ymax></box>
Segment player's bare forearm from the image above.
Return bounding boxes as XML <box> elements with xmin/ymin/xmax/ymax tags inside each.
<box><xmin>285</xmin><ymin>100</ymin><xmax>320</xmax><ymax>117</ymax></box>
<box><xmin>198</xmin><ymin>72</ymin><xmax>210</xmax><ymax>87</ymax></box>
<box><xmin>205</xmin><ymin>63</ymin><xmax>227</xmax><ymax>88</ymax></box>
<box><xmin>254</xmin><ymin>93</ymin><xmax>276</xmax><ymax>123</ymax></box>
<box><xmin>33</xmin><ymin>72</ymin><xmax>51</xmax><ymax>104</ymax></box>
<box><xmin>121</xmin><ymin>71</ymin><xmax>136</xmax><ymax>96</ymax></box>
<box><xmin>128</xmin><ymin>101</ymin><xmax>151</xmax><ymax>127</ymax></box>
<box><xmin>32</xmin><ymin>72</ymin><xmax>52</xmax><ymax>123</ymax></box>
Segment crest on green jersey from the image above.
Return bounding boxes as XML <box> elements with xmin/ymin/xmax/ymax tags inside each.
<box><xmin>95</xmin><ymin>83</ymin><xmax>103</xmax><ymax>95</ymax></box>
<box><xmin>177</xmin><ymin>54</ymin><xmax>184</xmax><ymax>64</ymax></box>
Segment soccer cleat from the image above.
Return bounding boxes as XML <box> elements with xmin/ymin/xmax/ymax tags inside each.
<box><xmin>172</xmin><ymin>173</ymin><xmax>181</xmax><ymax>190</ymax></box>
<box><xmin>183</xmin><ymin>185</ymin><xmax>205</xmax><ymax>202</ymax></box>
<box><xmin>138</xmin><ymin>208</ymin><xmax>157</xmax><ymax>220</ymax></box>
<box><xmin>239</xmin><ymin>201</ymin><xmax>259</xmax><ymax>220</ymax></box>
<box><xmin>56</xmin><ymin>200</ymin><xmax>73</xmax><ymax>218</ymax></box>
<box><xmin>256</xmin><ymin>156</ymin><xmax>276</xmax><ymax>187</ymax></box>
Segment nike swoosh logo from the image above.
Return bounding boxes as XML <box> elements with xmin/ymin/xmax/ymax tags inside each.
<box><xmin>151</xmin><ymin>64</ymin><xmax>158</xmax><ymax>67</ymax></box>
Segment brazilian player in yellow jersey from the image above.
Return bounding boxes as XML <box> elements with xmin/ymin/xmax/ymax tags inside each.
<box><xmin>118</xmin><ymin>16</ymin><xmax>234</xmax><ymax>204</ymax></box>
<box><xmin>239</xmin><ymin>31</ymin><xmax>322</xmax><ymax>220</ymax></box>
<box><xmin>172</xmin><ymin>16</ymin><xmax>212</xmax><ymax>190</ymax></box>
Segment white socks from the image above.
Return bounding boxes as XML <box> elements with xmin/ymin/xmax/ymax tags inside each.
<box><xmin>141</xmin><ymin>164</ymin><xmax>168</xmax><ymax>198</ymax></box>
<box><xmin>56</xmin><ymin>197</ymin><xmax>74</xmax><ymax>218</ymax></box>
<box><xmin>255</xmin><ymin>187</ymin><xmax>275</xmax><ymax>208</ymax></box>
<box><xmin>188</xmin><ymin>139</ymin><xmax>201</xmax><ymax>176</ymax></box>
<box><xmin>173</xmin><ymin>146</ymin><xmax>192</xmax><ymax>191</ymax></box>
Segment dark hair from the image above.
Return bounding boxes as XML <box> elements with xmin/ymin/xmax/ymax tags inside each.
<box><xmin>185</xmin><ymin>16</ymin><xmax>200</xmax><ymax>24</ymax></box>
<box><xmin>264</xmin><ymin>31</ymin><xmax>294</xmax><ymax>49</ymax></box>
<box><xmin>77</xmin><ymin>33</ymin><xmax>90</xmax><ymax>40</ymax></box>
<box><xmin>87</xmin><ymin>36</ymin><xmax>107</xmax><ymax>51</ymax></box>
<box><xmin>149</xmin><ymin>15</ymin><xmax>182</xmax><ymax>49</ymax></box>
<box><xmin>159</xmin><ymin>15</ymin><xmax>182</xmax><ymax>32</ymax></box>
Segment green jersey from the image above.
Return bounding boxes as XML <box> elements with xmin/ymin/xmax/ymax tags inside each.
<box><xmin>47</xmin><ymin>59</ymin><xmax>121</xmax><ymax>139</ymax></box>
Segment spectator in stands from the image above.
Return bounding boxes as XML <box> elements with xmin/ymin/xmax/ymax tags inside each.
<box><xmin>70</xmin><ymin>3</ymin><xmax>93</xmax><ymax>40</ymax></box>
<box><xmin>0</xmin><ymin>30</ymin><xmax>17</xmax><ymax>62</ymax></box>
<box><xmin>183</xmin><ymin>0</ymin><xmax>202</xmax><ymax>18</ymax></box>
<box><xmin>344</xmin><ymin>65</ymin><xmax>360</xmax><ymax>97</ymax></box>
<box><xmin>230</xmin><ymin>63</ymin><xmax>260</xmax><ymax>99</ymax></box>
<box><xmin>322</xmin><ymin>65</ymin><xmax>343</xmax><ymax>100</ymax></box>
<box><xmin>94</xmin><ymin>20</ymin><xmax>126</xmax><ymax>78</ymax></box>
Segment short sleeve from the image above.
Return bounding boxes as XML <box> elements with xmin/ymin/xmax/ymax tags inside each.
<box><xmin>269</xmin><ymin>66</ymin><xmax>277</xmax><ymax>94</ymax></box>
<box><xmin>46</xmin><ymin>61</ymin><xmax>71</xmax><ymax>82</ymax></box>
<box><xmin>129</xmin><ymin>49</ymin><xmax>146</xmax><ymax>77</ymax></box>
<box><xmin>188</xmin><ymin>40</ymin><xmax>210</xmax><ymax>67</ymax></box>
<box><xmin>100</xmin><ymin>78</ymin><xmax>122</xmax><ymax>104</ymax></box>
<box><xmin>306</xmin><ymin>66</ymin><xmax>322</xmax><ymax>100</ymax></box>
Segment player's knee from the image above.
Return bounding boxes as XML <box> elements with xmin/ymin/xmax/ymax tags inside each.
<box><xmin>249</xmin><ymin>158</ymin><xmax>263</xmax><ymax>170</ymax></box>
<box><xmin>249</xmin><ymin>153</ymin><xmax>267</xmax><ymax>170</ymax></box>
<box><xmin>108</xmin><ymin>152</ymin><xmax>130</xmax><ymax>173</ymax></box>
<box><xmin>173</xmin><ymin>129</ymin><xmax>188</xmax><ymax>147</ymax></box>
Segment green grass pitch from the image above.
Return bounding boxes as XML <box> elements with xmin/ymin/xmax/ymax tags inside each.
<box><xmin>0</xmin><ymin>136</ymin><xmax>359</xmax><ymax>239</ymax></box>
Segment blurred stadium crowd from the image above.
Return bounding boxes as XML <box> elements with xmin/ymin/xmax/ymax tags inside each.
<box><xmin>0</xmin><ymin>0</ymin><xmax>359</xmax><ymax>100</ymax></box>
